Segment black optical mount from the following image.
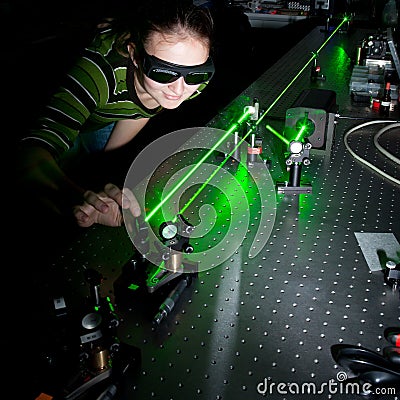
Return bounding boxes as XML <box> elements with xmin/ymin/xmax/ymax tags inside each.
<box><xmin>331</xmin><ymin>327</ymin><xmax>400</xmax><ymax>396</ymax></box>
<box><xmin>143</xmin><ymin>213</ymin><xmax>197</xmax><ymax>293</ymax></box>
<box><xmin>277</xmin><ymin>141</ymin><xmax>313</xmax><ymax>194</ymax></box>
<box><xmin>42</xmin><ymin>268</ymin><xmax>141</xmax><ymax>400</ymax></box>
<box><xmin>114</xmin><ymin>214</ymin><xmax>198</xmax><ymax>325</ymax></box>
<box><xmin>311</xmin><ymin>53</ymin><xmax>326</xmax><ymax>81</ymax></box>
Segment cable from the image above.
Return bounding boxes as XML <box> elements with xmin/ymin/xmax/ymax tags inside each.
<box><xmin>373</xmin><ymin>122</ymin><xmax>400</xmax><ymax>165</ymax></box>
<box><xmin>96</xmin><ymin>384</ymin><xmax>117</xmax><ymax>400</ymax></box>
<box><xmin>343</xmin><ymin>119</ymin><xmax>400</xmax><ymax>186</ymax></box>
<box><xmin>337</xmin><ymin>113</ymin><xmax>400</xmax><ymax>122</ymax></box>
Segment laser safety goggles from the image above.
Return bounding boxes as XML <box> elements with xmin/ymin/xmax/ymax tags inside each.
<box><xmin>142</xmin><ymin>51</ymin><xmax>215</xmax><ymax>85</ymax></box>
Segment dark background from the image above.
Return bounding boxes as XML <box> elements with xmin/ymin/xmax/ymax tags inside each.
<box><xmin>9</xmin><ymin>1</ymin><xmax>399</xmax><ymax>398</ymax></box>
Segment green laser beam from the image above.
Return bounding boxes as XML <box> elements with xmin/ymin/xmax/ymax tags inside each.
<box><xmin>263</xmin><ymin>17</ymin><xmax>349</xmax><ymax>144</ymax></box>
<box><xmin>316</xmin><ymin>16</ymin><xmax>349</xmax><ymax>54</ymax></box>
<box><xmin>106</xmin><ymin>296</ymin><xmax>115</xmax><ymax>312</ymax></box>
<box><xmin>256</xmin><ymin>16</ymin><xmax>348</xmax><ymax>129</ymax></box>
<box><xmin>266</xmin><ymin>124</ymin><xmax>290</xmax><ymax>145</ymax></box>
<box><xmin>295</xmin><ymin>125</ymin><xmax>307</xmax><ymax>141</ymax></box>
<box><xmin>267</xmin><ymin>124</ymin><xmax>307</xmax><ymax>145</ymax></box>
<box><xmin>178</xmin><ymin>126</ymin><xmax>256</xmax><ymax>216</ymax></box>
<box><xmin>144</xmin><ymin>16</ymin><xmax>348</xmax><ymax>223</ymax></box>
<box><xmin>145</xmin><ymin>109</ymin><xmax>252</xmax><ymax>222</ymax></box>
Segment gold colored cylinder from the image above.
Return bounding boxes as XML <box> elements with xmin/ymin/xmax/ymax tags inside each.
<box><xmin>91</xmin><ymin>347</ymin><xmax>110</xmax><ymax>371</ymax></box>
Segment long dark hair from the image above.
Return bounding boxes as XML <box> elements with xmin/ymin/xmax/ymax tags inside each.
<box><xmin>112</xmin><ymin>0</ymin><xmax>214</xmax><ymax>58</ymax></box>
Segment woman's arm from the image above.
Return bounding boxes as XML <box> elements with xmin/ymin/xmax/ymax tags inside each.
<box><xmin>17</xmin><ymin>145</ymin><xmax>141</xmax><ymax>227</ymax></box>
<box><xmin>105</xmin><ymin>118</ymin><xmax>150</xmax><ymax>151</ymax></box>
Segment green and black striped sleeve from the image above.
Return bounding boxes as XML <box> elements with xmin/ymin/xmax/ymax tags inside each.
<box><xmin>22</xmin><ymin>32</ymin><xmax>158</xmax><ymax>158</ymax></box>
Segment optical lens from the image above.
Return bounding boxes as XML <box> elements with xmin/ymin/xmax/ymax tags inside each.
<box><xmin>185</xmin><ymin>72</ymin><xmax>213</xmax><ymax>85</ymax></box>
<box><xmin>149</xmin><ymin>68</ymin><xmax>180</xmax><ymax>84</ymax></box>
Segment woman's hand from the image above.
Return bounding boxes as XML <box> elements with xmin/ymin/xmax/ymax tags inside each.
<box><xmin>73</xmin><ymin>183</ymin><xmax>141</xmax><ymax>227</ymax></box>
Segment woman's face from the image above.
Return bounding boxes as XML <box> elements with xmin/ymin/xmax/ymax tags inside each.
<box><xmin>136</xmin><ymin>31</ymin><xmax>210</xmax><ymax>109</ymax></box>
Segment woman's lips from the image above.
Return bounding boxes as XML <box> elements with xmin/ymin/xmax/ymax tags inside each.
<box><xmin>163</xmin><ymin>93</ymin><xmax>182</xmax><ymax>101</ymax></box>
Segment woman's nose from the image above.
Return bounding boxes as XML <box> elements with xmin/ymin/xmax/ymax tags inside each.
<box><xmin>168</xmin><ymin>77</ymin><xmax>185</xmax><ymax>94</ymax></box>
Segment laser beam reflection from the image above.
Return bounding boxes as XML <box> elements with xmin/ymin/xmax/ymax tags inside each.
<box><xmin>122</xmin><ymin>18</ymin><xmax>348</xmax><ymax>270</ymax></box>
<box><xmin>144</xmin><ymin>16</ymin><xmax>348</xmax><ymax>223</ymax></box>
<box><xmin>266</xmin><ymin>125</ymin><xmax>290</xmax><ymax>145</ymax></box>
<box><xmin>295</xmin><ymin>125</ymin><xmax>307</xmax><ymax>142</ymax></box>
<box><xmin>144</xmin><ymin>109</ymin><xmax>253</xmax><ymax>222</ymax></box>
<box><xmin>178</xmin><ymin>125</ymin><xmax>256</xmax><ymax>217</ymax></box>
<box><xmin>123</xmin><ymin>127</ymin><xmax>276</xmax><ymax>271</ymax></box>
<box><xmin>256</xmin><ymin>16</ymin><xmax>349</xmax><ymax>129</ymax></box>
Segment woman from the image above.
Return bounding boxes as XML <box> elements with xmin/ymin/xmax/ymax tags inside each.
<box><xmin>18</xmin><ymin>0</ymin><xmax>215</xmax><ymax>228</ymax></box>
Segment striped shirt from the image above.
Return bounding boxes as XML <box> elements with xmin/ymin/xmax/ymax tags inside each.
<box><xmin>23</xmin><ymin>30</ymin><xmax>208</xmax><ymax>158</ymax></box>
